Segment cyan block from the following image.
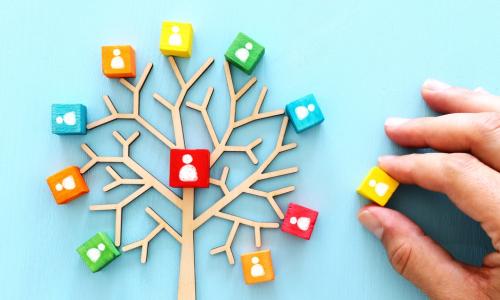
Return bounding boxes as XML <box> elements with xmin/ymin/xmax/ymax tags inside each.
<box><xmin>51</xmin><ymin>104</ymin><xmax>87</xmax><ymax>135</ymax></box>
<box><xmin>76</xmin><ymin>232</ymin><xmax>120</xmax><ymax>273</ymax></box>
<box><xmin>285</xmin><ymin>94</ymin><xmax>324</xmax><ymax>133</ymax></box>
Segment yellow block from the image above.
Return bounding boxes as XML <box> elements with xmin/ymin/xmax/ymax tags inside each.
<box><xmin>159</xmin><ymin>21</ymin><xmax>193</xmax><ymax>57</ymax></box>
<box><xmin>241</xmin><ymin>249</ymin><xmax>275</xmax><ymax>285</ymax></box>
<box><xmin>357</xmin><ymin>167</ymin><xmax>399</xmax><ymax>206</ymax></box>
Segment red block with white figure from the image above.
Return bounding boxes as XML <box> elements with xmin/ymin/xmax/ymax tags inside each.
<box><xmin>169</xmin><ymin>149</ymin><xmax>210</xmax><ymax>188</ymax></box>
<box><xmin>281</xmin><ymin>203</ymin><xmax>318</xmax><ymax>240</ymax></box>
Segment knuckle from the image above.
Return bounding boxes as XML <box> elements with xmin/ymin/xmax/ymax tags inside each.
<box><xmin>474</xmin><ymin>112</ymin><xmax>500</xmax><ymax>140</ymax></box>
<box><xmin>443</xmin><ymin>153</ymin><xmax>478</xmax><ymax>175</ymax></box>
<box><xmin>388</xmin><ymin>241</ymin><xmax>413</xmax><ymax>276</ymax></box>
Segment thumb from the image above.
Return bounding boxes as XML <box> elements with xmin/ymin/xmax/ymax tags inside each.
<box><xmin>358</xmin><ymin>205</ymin><xmax>482</xmax><ymax>299</ymax></box>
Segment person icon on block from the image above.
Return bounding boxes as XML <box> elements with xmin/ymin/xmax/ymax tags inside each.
<box><xmin>169</xmin><ymin>26</ymin><xmax>182</xmax><ymax>46</ymax></box>
<box><xmin>179</xmin><ymin>154</ymin><xmax>198</xmax><ymax>182</ymax></box>
<box><xmin>86</xmin><ymin>243</ymin><xmax>106</xmax><ymax>263</ymax></box>
<box><xmin>235</xmin><ymin>42</ymin><xmax>253</xmax><ymax>63</ymax></box>
<box><xmin>111</xmin><ymin>48</ymin><xmax>125</xmax><ymax>69</ymax></box>
<box><xmin>369</xmin><ymin>179</ymin><xmax>389</xmax><ymax>197</ymax></box>
<box><xmin>290</xmin><ymin>216</ymin><xmax>311</xmax><ymax>232</ymax></box>
<box><xmin>250</xmin><ymin>256</ymin><xmax>265</xmax><ymax>277</ymax></box>
<box><xmin>294</xmin><ymin>103</ymin><xmax>316</xmax><ymax>121</ymax></box>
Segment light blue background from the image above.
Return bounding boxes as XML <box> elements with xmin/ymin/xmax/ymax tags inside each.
<box><xmin>1</xmin><ymin>0</ymin><xmax>499</xmax><ymax>299</ymax></box>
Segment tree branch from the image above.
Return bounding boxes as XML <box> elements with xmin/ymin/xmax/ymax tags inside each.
<box><xmin>209</xmin><ymin>211</ymin><xmax>279</xmax><ymax>265</ymax></box>
<box><xmin>122</xmin><ymin>207</ymin><xmax>182</xmax><ymax>263</ymax></box>
<box><xmin>224</xmin><ymin>138</ymin><xmax>262</xmax><ymax>164</ymax></box>
<box><xmin>245</xmin><ymin>186</ymin><xmax>295</xmax><ymax>219</ymax></box>
<box><xmin>80</xmin><ymin>131</ymin><xmax>183</xmax><ymax>209</ymax></box>
<box><xmin>210</xmin><ymin>166</ymin><xmax>230</xmax><ymax>195</ymax></box>
<box><xmin>194</xmin><ymin>117</ymin><xmax>298</xmax><ymax>230</ymax></box>
<box><xmin>186</xmin><ymin>87</ymin><xmax>219</xmax><ymax>148</ymax></box>
<box><xmin>102</xmin><ymin>166</ymin><xmax>146</xmax><ymax>192</ymax></box>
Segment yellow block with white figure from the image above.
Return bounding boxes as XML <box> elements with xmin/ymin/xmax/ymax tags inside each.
<box><xmin>160</xmin><ymin>21</ymin><xmax>193</xmax><ymax>57</ymax></box>
<box><xmin>357</xmin><ymin>167</ymin><xmax>399</xmax><ymax>206</ymax></box>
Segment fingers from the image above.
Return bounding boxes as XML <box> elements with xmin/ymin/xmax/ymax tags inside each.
<box><xmin>358</xmin><ymin>206</ymin><xmax>484</xmax><ymax>299</ymax></box>
<box><xmin>378</xmin><ymin>153</ymin><xmax>500</xmax><ymax>251</ymax></box>
<box><xmin>384</xmin><ymin>112</ymin><xmax>500</xmax><ymax>171</ymax></box>
<box><xmin>422</xmin><ymin>79</ymin><xmax>500</xmax><ymax>113</ymax></box>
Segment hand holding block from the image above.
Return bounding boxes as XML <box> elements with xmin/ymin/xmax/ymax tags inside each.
<box><xmin>357</xmin><ymin>166</ymin><xmax>399</xmax><ymax>206</ymax></box>
<box><xmin>160</xmin><ymin>21</ymin><xmax>194</xmax><ymax>57</ymax></box>
<box><xmin>101</xmin><ymin>45</ymin><xmax>136</xmax><ymax>78</ymax></box>
<box><xmin>225</xmin><ymin>32</ymin><xmax>265</xmax><ymax>74</ymax></box>
<box><xmin>47</xmin><ymin>166</ymin><xmax>89</xmax><ymax>204</ymax></box>
<box><xmin>285</xmin><ymin>94</ymin><xmax>324</xmax><ymax>133</ymax></box>
<box><xmin>51</xmin><ymin>104</ymin><xmax>87</xmax><ymax>135</ymax></box>
<box><xmin>169</xmin><ymin>149</ymin><xmax>210</xmax><ymax>188</ymax></box>
<box><xmin>77</xmin><ymin>232</ymin><xmax>120</xmax><ymax>272</ymax></box>
<box><xmin>241</xmin><ymin>249</ymin><xmax>275</xmax><ymax>285</ymax></box>
<box><xmin>281</xmin><ymin>203</ymin><xmax>318</xmax><ymax>240</ymax></box>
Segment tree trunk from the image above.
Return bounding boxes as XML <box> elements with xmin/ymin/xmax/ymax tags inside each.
<box><xmin>178</xmin><ymin>188</ymin><xmax>196</xmax><ymax>300</ymax></box>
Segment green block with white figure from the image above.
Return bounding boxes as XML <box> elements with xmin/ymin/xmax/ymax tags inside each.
<box><xmin>76</xmin><ymin>232</ymin><xmax>120</xmax><ymax>273</ymax></box>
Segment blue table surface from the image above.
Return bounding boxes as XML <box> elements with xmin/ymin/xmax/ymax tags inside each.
<box><xmin>1</xmin><ymin>0</ymin><xmax>499</xmax><ymax>299</ymax></box>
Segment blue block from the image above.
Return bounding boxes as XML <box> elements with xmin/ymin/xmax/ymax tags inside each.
<box><xmin>285</xmin><ymin>94</ymin><xmax>324</xmax><ymax>133</ymax></box>
<box><xmin>51</xmin><ymin>104</ymin><xmax>87</xmax><ymax>135</ymax></box>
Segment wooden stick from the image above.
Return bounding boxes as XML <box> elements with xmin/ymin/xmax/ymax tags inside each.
<box><xmin>224</xmin><ymin>138</ymin><xmax>262</xmax><ymax>164</ymax></box>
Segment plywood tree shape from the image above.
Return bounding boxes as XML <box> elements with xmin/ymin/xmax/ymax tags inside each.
<box><xmin>80</xmin><ymin>56</ymin><xmax>298</xmax><ymax>300</ymax></box>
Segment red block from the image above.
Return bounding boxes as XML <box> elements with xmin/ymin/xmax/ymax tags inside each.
<box><xmin>169</xmin><ymin>149</ymin><xmax>210</xmax><ymax>188</ymax></box>
<box><xmin>281</xmin><ymin>203</ymin><xmax>318</xmax><ymax>240</ymax></box>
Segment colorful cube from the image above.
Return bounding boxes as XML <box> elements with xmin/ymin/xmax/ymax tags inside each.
<box><xmin>357</xmin><ymin>166</ymin><xmax>399</xmax><ymax>206</ymax></box>
<box><xmin>76</xmin><ymin>232</ymin><xmax>120</xmax><ymax>272</ymax></box>
<box><xmin>159</xmin><ymin>21</ymin><xmax>194</xmax><ymax>57</ymax></box>
<box><xmin>47</xmin><ymin>166</ymin><xmax>89</xmax><ymax>204</ymax></box>
<box><xmin>285</xmin><ymin>94</ymin><xmax>324</xmax><ymax>133</ymax></box>
<box><xmin>101</xmin><ymin>45</ymin><xmax>136</xmax><ymax>78</ymax></box>
<box><xmin>281</xmin><ymin>203</ymin><xmax>318</xmax><ymax>240</ymax></box>
<box><xmin>51</xmin><ymin>104</ymin><xmax>87</xmax><ymax>135</ymax></box>
<box><xmin>169</xmin><ymin>149</ymin><xmax>210</xmax><ymax>188</ymax></box>
<box><xmin>241</xmin><ymin>249</ymin><xmax>275</xmax><ymax>285</ymax></box>
<box><xmin>225</xmin><ymin>32</ymin><xmax>265</xmax><ymax>74</ymax></box>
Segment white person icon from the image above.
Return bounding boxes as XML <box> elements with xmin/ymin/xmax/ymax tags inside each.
<box><xmin>179</xmin><ymin>154</ymin><xmax>198</xmax><ymax>182</ymax></box>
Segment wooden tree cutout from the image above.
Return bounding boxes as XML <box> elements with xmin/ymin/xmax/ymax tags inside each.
<box><xmin>81</xmin><ymin>56</ymin><xmax>298</xmax><ymax>300</ymax></box>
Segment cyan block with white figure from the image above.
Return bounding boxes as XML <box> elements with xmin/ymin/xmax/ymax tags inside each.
<box><xmin>51</xmin><ymin>104</ymin><xmax>87</xmax><ymax>135</ymax></box>
<box><xmin>285</xmin><ymin>94</ymin><xmax>324</xmax><ymax>133</ymax></box>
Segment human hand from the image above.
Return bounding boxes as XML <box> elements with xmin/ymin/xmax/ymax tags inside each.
<box><xmin>358</xmin><ymin>80</ymin><xmax>500</xmax><ymax>300</ymax></box>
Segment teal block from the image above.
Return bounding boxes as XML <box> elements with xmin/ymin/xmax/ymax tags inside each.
<box><xmin>224</xmin><ymin>32</ymin><xmax>265</xmax><ymax>74</ymax></box>
<box><xmin>76</xmin><ymin>232</ymin><xmax>120</xmax><ymax>273</ymax></box>
<box><xmin>51</xmin><ymin>104</ymin><xmax>87</xmax><ymax>135</ymax></box>
<box><xmin>285</xmin><ymin>94</ymin><xmax>324</xmax><ymax>133</ymax></box>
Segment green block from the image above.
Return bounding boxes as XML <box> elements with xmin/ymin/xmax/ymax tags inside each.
<box><xmin>225</xmin><ymin>32</ymin><xmax>265</xmax><ymax>74</ymax></box>
<box><xmin>76</xmin><ymin>232</ymin><xmax>120</xmax><ymax>273</ymax></box>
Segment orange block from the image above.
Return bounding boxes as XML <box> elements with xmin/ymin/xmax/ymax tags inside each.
<box><xmin>101</xmin><ymin>45</ymin><xmax>136</xmax><ymax>78</ymax></box>
<box><xmin>241</xmin><ymin>249</ymin><xmax>275</xmax><ymax>285</ymax></box>
<box><xmin>47</xmin><ymin>166</ymin><xmax>89</xmax><ymax>205</ymax></box>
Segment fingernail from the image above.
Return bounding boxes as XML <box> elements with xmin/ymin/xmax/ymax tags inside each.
<box><xmin>358</xmin><ymin>210</ymin><xmax>384</xmax><ymax>239</ymax></box>
<box><xmin>378</xmin><ymin>155</ymin><xmax>397</xmax><ymax>165</ymax></box>
<box><xmin>385</xmin><ymin>117</ymin><xmax>409</xmax><ymax>128</ymax></box>
<box><xmin>423</xmin><ymin>79</ymin><xmax>451</xmax><ymax>92</ymax></box>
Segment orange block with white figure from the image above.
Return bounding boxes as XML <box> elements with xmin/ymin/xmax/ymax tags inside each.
<box><xmin>101</xmin><ymin>45</ymin><xmax>136</xmax><ymax>78</ymax></box>
<box><xmin>47</xmin><ymin>166</ymin><xmax>89</xmax><ymax>204</ymax></box>
<box><xmin>241</xmin><ymin>249</ymin><xmax>275</xmax><ymax>285</ymax></box>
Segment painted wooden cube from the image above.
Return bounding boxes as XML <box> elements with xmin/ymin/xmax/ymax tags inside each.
<box><xmin>51</xmin><ymin>104</ymin><xmax>87</xmax><ymax>135</ymax></box>
<box><xmin>357</xmin><ymin>166</ymin><xmax>399</xmax><ymax>206</ymax></box>
<box><xmin>47</xmin><ymin>166</ymin><xmax>89</xmax><ymax>204</ymax></box>
<box><xmin>281</xmin><ymin>203</ymin><xmax>318</xmax><ymax>240</ymax></box>
<box><xmin>285</xmin><ymin>94</ymin><xmax>324</xmax><ymax>133</ymax></box>
<box><xmin>101</xmin><ymin>45</ymin><xmax>136</xmax><ymax>78</ymax></box>
<box><xmin>160</xmin><ymin>21</ymin><xmax>193</xmax><ymax>57</ymax></box>
<box><xmin>225</xmin><ymin>32</ymin><xmax>265</xmax><ymax>74</ymax></box>
<box><xmin>76</xmin><ymin>232</ymin><xmax>120</xmax><ymax>273</ymax></box>
<box><xmin>169</xmin><ymin>149</ymin><xmax>210</xmax><ymax>188</ymax></box>
<box><xmin>241</xmin><ymin>249</ymin><xmax>275</xmax><ymax>285</ymax></box>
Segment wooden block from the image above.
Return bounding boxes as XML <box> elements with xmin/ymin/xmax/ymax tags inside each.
<box><xmin>47</xmin><ymin>166</ymin><xmax>89</xmax><ymax>204</ymax></box>
<box><xmin>76</xmin><ymin>232</ymin><xmax>120</xmax><ymax>272</ymax></box>
<box><xmin>225</xmin><ymin>32</ymin><xmax>265</xmax><ymax>75</ymax></box>
<box><xmin>357</xmin><ymin>166</ymin><xmax>399</xmax><ymax>206</ymax></box>
<box><xmin>241</xmin><ymin>249</ymin><xmax>275</xmax><ymax>285</ymax></box>
<box><xmin>169</xmin><ymin>149</ymin><xmax>210</xmax><ymax>188</ymax></box>
<box><xmin>159</xmin><ymin>21</ymin><xmax>193</xmax><ymax>57</ymax></box>
<box><xmin>101</xmin><ymin>45</ymin><xmax>136</xmax><ymax>78</ymax></box>
<box><xmin>51</xmin><ymin>104</ymin><xmax>87</xmax><ymax>135</ymax></box>
<box><xmin>281</xmin><ymin>203</ymin><xmax>318</xmax><ymax>240</ymax></box>
<box><xmin>285</xmin><ymin>94</ymin><xmax>324</xmax><ymax>133</ymax></box>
